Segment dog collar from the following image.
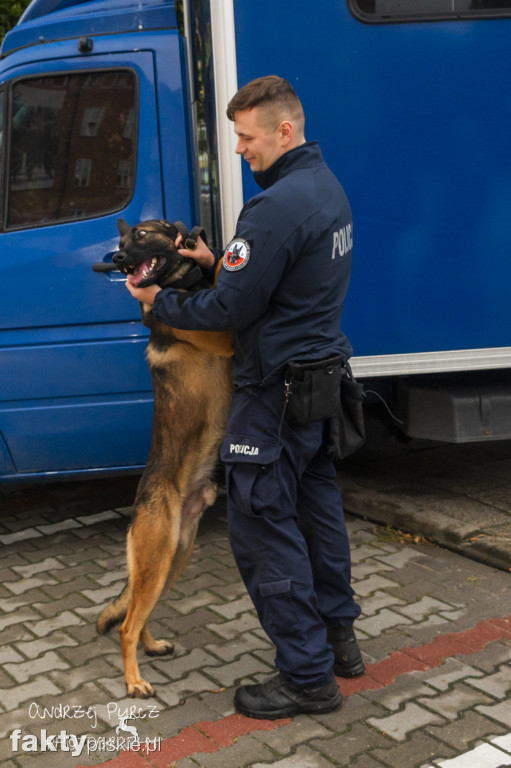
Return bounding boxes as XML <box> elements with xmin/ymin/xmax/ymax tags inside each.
<box><xmin>171</xmin><ymin>264</ymin><xmax>204</xmax><ymax>290</ymax></box>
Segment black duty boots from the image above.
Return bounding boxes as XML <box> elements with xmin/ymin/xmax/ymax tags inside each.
<box><xmin>234</xmin><ymin>626</ymin><xmax>364</xmax><ymax>719</ymax></box>
<box><xmin>327</xmin><ymin>624</ymin><xmax>366</xmax><ymax>678</ymax></box>
<box><xmin>234</xmin><ymin>673</ymin><xmax>342</xmax><ymax>720</ymax></box>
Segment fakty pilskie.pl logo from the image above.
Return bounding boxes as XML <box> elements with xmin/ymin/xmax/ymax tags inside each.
<box><xmin>9</xmin><ymin>701</ymin><xmax>162</xmax><ymax>757</ymax></box>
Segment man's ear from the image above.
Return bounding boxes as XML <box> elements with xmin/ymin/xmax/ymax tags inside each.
<box><xmin>279</xmin><ymin>120</ymin><xmax>293</xmax><ymax>148</ymax></box>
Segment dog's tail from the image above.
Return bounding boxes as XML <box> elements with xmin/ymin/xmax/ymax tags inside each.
<box><xmin>96</xmin><ymin>583</ymin><xmax>130</xmax><ymax>635</ymax></box>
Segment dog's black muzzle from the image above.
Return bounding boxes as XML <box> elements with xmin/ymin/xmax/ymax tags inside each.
<box><xmin>112</xmin><ymin>250</ymin><xmax>133</xmax><ymax>274</ymax></box>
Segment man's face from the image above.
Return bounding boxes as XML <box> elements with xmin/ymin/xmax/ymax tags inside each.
<box><xmin>233</xmin><ymin>108</ymin><xmax>284</xmax><ymax>172</ymax></box>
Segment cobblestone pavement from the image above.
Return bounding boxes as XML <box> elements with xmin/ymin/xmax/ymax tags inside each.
<box><xmin>0</xmin><ymin>471</ymin><xmax>510</xmax><ymax>768</ymax></box>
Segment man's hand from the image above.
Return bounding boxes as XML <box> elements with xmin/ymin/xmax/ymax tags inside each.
<box><xmin>176</xmin><ymin>234</ymin><xmax>215</xmax><ymax>269</ymax></box>
<box><xmin>126</xmin><ymin>278</ymin><xmax>161</xmax><ymax>305</ymax></box>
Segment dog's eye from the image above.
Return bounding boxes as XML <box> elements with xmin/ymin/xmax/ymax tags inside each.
<box><xmin>136</xmin><ymin>230</ymin><xmax>147</xmax><ymax>240</ymax></box>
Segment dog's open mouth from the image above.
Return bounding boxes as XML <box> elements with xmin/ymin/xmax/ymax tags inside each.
<box><xmin>128</xmin><ymin>255</ymin><xmax>167</xmax><ymax>287</ymax></box>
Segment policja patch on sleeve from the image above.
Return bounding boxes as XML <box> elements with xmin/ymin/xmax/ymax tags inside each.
<box><xmin>223</xmin><ymin>238</ymin><xmax>251</xmax><ymax>271</ymax></box>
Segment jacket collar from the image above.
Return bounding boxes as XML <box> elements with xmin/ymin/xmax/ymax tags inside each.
<box><xmin>253</xmin><ymin>141</ymin><xmax>322</xmax><ymax>190</ymax></box>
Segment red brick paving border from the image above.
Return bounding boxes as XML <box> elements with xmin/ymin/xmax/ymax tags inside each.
<box><xmin>78</xmin><ymin>615</ymin><xmax>511</xmax><ymax>768</ymax></box>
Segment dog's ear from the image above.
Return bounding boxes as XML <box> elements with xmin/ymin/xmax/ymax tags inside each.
<box><xmin>157</xmin><ymin>220</ymin><xmax>179</xmax><ymax>239</ymax></box>
<box><xmin>117</xmin><ymin>218</ymin><xmax>131</xmax><ymax>236</ymax></box>
<box><xmin>165</xmin><ymin>223</ymin><xmax>179</xmax><ymax>240</ymax></box>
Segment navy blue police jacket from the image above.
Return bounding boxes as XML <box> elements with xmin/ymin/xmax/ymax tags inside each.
<box><xmin>152</xmin><ymin>141</ymin><xmax>353</xmax><ymax>387</ymax></box>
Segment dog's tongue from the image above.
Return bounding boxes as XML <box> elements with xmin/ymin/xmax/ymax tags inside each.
<box><xmin>131</xmin><ymin>258</ymin><xmax>156</xmax><ymax>286</ymax></box>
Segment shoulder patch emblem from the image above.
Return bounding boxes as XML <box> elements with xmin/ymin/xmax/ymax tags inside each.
<box><xmin>223</xmin><ymin>238</ymin><xmax>251</xmax><ymax>271</ymax></box>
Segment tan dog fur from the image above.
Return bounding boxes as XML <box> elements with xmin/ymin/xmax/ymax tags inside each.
<box><xmin>97</xmin><ymin>220</ymin><xmax>232</xmax><ymax>697</ymax></box>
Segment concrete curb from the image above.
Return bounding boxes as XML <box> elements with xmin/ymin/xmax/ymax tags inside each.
<box><xmin>341</xmin><ymin>479</ymin><xmax>511</xmax><ymax>573</ymax></box>
<box><xmin>336</xmin><ymin>440</ymin><xmax>511</xmax><ymax>574</ymax></box>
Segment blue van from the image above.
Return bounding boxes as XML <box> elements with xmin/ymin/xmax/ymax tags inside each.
<box><xmin>1</xmin><ymin>0</ymin><xmax>510</xmax><ymax>482</ymax></box>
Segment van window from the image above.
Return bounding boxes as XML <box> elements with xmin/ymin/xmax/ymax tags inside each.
<box><xmin>7</xmin><ymin>70</ymin><xmax>136</xmax><ymax>229</ymax></box>
<box><xmin>350</xmin><ymin>0</ymin><xmax>511</xmax><ymax>22</ymax></box>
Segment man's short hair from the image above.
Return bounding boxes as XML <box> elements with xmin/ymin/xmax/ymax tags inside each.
<box><xmin>226</xmin><ymin>75</ymin><xmax>305</xmax><ymax>133</ymax></box>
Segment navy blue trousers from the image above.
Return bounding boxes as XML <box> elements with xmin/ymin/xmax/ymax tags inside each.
<box><xmin>221</xmin><ymin>379</ymin><xmax>361</xmax><ymax>687</ymax></box>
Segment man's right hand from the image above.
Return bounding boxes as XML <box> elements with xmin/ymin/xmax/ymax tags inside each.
<box><xmin>176</xmin><ymin>234</ymin><xmax>215</xmax><ymax>269</ymax></box>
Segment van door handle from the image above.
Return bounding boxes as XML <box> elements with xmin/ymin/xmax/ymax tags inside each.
<box><xmin>92</xmin><ymin>251</ymin><xmax>121</xmax><ymax>273</ymax></box>
<box><xmin>92</xmin><ymin>261</ymin><xmax>118</xmax><ymax>272</ymax></box>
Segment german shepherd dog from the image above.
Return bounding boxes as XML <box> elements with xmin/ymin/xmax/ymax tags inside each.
<box><xmin>97</xmin><ymin>219</ymin><xmax>232</xmax><ymax>698</ymax></box>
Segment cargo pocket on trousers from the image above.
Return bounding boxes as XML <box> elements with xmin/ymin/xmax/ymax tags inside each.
<box><xmin>259</xmin><ymin>578</ymin><xmax>300</xmax><ymax>635</ymax></box>
<box><xmin>221</xmin><ymin>434</ymin><xmax>282</xmax><ymax>519</ymax></box>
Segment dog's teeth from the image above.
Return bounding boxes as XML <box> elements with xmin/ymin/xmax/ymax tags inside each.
<box><xmin>151</xmin><ymin>259</ymin><xmax>157</xmax><ymax>267</ymax></box>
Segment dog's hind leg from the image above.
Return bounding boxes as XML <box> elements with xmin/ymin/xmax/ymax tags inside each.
<box><xmin>139</xmin><ymin>520</ymin><xmax>199</xmax><ymax>657</ymax></box>
<box><xmin>119</xmin><ymin>496</ymin><xmax>182</xmax><ymax>698</ymax></box>
<box><xmin>138</xmin><ymin>482</ymin><xmax>213</xmax><ymax>658</ymax></box>
<box><xmin>97</xmin><ymin>583</ymin><xmax>131</xmax><ymax>636</ymax></box>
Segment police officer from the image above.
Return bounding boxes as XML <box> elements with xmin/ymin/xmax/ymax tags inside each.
<box><xmin>126</xmin><ymin>75</ymin><xmax>364</xmax><ymax>719</ymax></box>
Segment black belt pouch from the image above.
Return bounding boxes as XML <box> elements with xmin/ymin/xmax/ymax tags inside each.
<box><xmin>285</xmin><ymin>354</ymin><xmax>344</xmax><ymax>425</ymax></box>
<box><xmin>326</xmin><ymin>362</ymin><xmax>365</xmax><ymax>460</ymax></box>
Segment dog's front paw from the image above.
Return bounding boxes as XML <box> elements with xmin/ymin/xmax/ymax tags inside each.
<box><xmin>144</xmin><ymin>639</ymin><xmax>174</xmax><ymax>657</ymax></box>
<box><xmin>126</xmin><ymin>678</ymin><xmax>155</xmax><ymax>698</ymax></box>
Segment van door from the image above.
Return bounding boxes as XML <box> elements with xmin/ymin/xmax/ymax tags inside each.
<box><xmin>0</xmin><ymin>52</ymin><xmax>172</xmax><ymax>479</ymax></box>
